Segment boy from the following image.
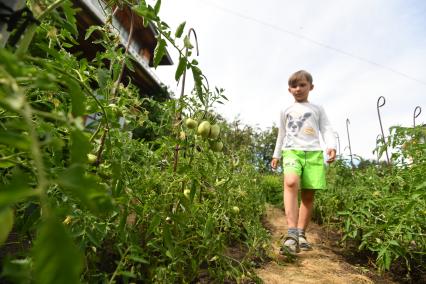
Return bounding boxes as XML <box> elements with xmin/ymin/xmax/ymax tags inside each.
<box><xmin>271</xmin><ymin>70</ymin><xmax>336</xmax><ymax>255</ymax></box>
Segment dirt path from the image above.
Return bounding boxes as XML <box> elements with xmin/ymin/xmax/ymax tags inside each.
<box><xmin>255</xmin><ymin>205</ymin><xmax>395</xmax><ymax>284</ymax></box>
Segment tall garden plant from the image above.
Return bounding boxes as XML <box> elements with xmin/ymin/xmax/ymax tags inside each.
<box><xmin>0</xmin><ymin>0</ymin><xmax>269</xmax><ymax>282</ymax></box>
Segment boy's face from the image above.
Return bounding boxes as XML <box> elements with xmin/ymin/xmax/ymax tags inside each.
<box><xmin>288</xmin><ymin>78</ymin><xmax>314</xmax><ymax>103</ymax></box>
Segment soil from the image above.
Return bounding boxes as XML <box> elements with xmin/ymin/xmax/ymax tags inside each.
<box><xmin>255</xmin><ymin>205</ymin><xmax>397</xmax><ymax>284</ymax></box>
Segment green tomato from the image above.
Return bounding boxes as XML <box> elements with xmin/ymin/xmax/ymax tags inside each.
<box><xmin>232</xmin><ymin>206</ymin><xmax>240</xmax><ymax>214</ymax></box>
<box><xmin>87</xmin><ymin>153</ymin><xmax>97</xmax><ymax>163</ymax></box>
<box><xmin>197</xmin><ymin>121</ymin><xmax>211</xmax><ymax>138</ymax></box>
<box><xmin>208</xmin><ymin>124</ymin><xmax>221</xmax><ymax>139</ymax></box>
<box><xmin>63</xmin><ymin>216</ymin><xmax>72</xmax><ymax>225</ymax></box>
<box><xmin>185</xmin><ymin>118</ymin><xmax>198</xmax><ymax>129</ymax></box>
<box><xmin>210</xmin><ymin>141</ymin><xmax>223</xmax><ymax>152</ymax></box>
<box><xmin>183</xmin><ymin>189</ymin><xmax>191</xmax><ymax>199</ymax></box>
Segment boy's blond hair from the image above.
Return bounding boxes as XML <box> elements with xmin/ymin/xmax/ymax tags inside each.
<box><xmin>288</xmin><ymin>70</ymin><xmax>313</xmax><ymax>86</ymax></box>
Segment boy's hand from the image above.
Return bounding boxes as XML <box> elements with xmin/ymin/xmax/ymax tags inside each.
<box><xmin>326</xmin><ymin>148</ymin><xmax>336</xmax><ymax>163</ymax></box>
<box><xmin>271</xmin><ymin>158</ymin><xmax>279</xmax><ymax>169</ymax></box>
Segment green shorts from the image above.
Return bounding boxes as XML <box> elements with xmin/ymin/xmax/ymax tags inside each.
<box><xmin>282</xmin><ymin>150</ymin><xmax>326</xmax><ymax>190</ymax></box>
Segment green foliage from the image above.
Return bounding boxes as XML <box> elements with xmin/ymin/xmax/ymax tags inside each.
<box><xmin>33</xmin><ymin>217</ymin><xmax>84</xmax><ymax>284</ymax></box>
<box><xmin>175</xmin><ymin>21</ymin><xmax>186</xmax><ymax>38</ymax></box>
<box><xmin>175</xmin><ymin>55</ymin><xmax>187</xmax><ymax>81</ymax></box>
<box><xmin>0</xmin><ymin>208</ymin><xmax>14</xmax><ymax>246</ymax></box>
<box><xmin>153</xmin><ymin>38</ymin><xmax>167</xmax><ymax>68</ymax></box>
<box><xmin>253</xmin><ymin>126</ymin><xmax>279</xmax><ymax>173</ymax></box>
<box><xmin>0</xmin><ymin>1</ymin><xmax>269</xmax><ymax>283</ymax></box>
<box><xmin>314</xmin><ymin>127</ymin><xmax>426</xmax><ymax>277</ymax></box>
<box><xmin>259</xmin><ymin>174</ymin><xmax>282</xmax><ymax>206</ymax></box>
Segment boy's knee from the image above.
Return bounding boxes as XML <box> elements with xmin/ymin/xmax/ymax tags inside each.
<box><xmin>284</xmin><ymin>177</ymin><xmax>299</xmax><ymax>188</ymax></box>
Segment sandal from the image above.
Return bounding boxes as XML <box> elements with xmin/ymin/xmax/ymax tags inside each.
<box><xmin>299</xmin><ymin>234</ymin><xmax>313</xmax><ymax>251</ymax></box>
<box><xmin>280</xmin><ymin>232</ymin><xmax>300</xmax><ymax>256</ymax></box>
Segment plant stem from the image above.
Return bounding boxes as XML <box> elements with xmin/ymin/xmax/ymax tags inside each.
<box><xmin>32</xmin><ymin>109</ymin><xmax>67</xmax><ymax>122</ymax></box>
<box><xmin>1</xmin><ymin>66</ymin><xmax>50</xmax><ymax>215</ymax></box>
<box><xmin>21</xmin><ymin>102</ymin><xmax>50</xmax><ymax>217</ymax></box>
<box><xmin>108</xmin><ymin>246</ymin><xmax>131</xmax><ymax>284</ymax></box>
<box><xmin>0</xmin><ymin>152</ymin><xmax>25</xmax><ymax>161</ymax></box>
<box><xmin>89</xmin><ymin>121</ymin><xmax>103</xmax><ymax>143</ymax></box>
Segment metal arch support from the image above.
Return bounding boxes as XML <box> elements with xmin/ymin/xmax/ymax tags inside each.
<box><xmin>200</xmin><ymin>73</ymin><xmax>210</xmax><ymax>93</ymax></box>
<box><xmin>179</xmin><ymin>28</ymin><xmax>199</xmax><ymax>103</ymax></box>
<box><xmin>346</xmin><ymin>118</ymin><xmax>354</xmax><ymax>169</ymax></box>
<box><xmin>188</xmin><ymin>28</ymin><xmax>199</xmax><ymax>56</ymax></box>
<box><xmin>376</xmin><ymin>96</ymin><xmax>390</xmax><ymax>164</ymax></box>
<box><xmin>413</xmin><ymin>106</ymin><xmax>421</xmax><ymax>127</ymax></box>
<box><xmin>174</xmin><ymin>27</ymin><xmax>199</xmax><ymax>114</ymax></box>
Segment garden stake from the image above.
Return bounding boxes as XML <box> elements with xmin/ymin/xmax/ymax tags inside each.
<box><xmin>376</xmin><ymin>96</ymin><xmax>390</xmax><ymax>164</ymax></box>
<box><xmin>413</xmin><ymin>106</ymin><xmax>421</xmax><ymax>127</ymax></box>
<box><xmin>111</xmin><ymin>8</ymin><xmax>134</xmax><ymax>98</ymax></box>
<box><xmin>346</xmin><ymin>118</ymin><xmax>354</xmax><ymax>169</ymax></box>
<box><xmin>173</xmin><ymin>28</ymin><xmax>199</xmax><ymax>173</ymax></box>
<box><xmin>200</xmin><ymin>73</ymin><xmax>211</xmax><ymax>119</ymax></box>
<box><xmin>335</xmin><ymin>132</ymin><xmax>341</xmax><ymax>156</ymax></box>
<box><xmin>177</xmin><ymin>27</ymin><xmax>199</xmax><ymax>120</ymax></box>
<box><xmin>376</xmin><ymin>134</ymin><xmax>381</xmax><ymax>163</ymax></box>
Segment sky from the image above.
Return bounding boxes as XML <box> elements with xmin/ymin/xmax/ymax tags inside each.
<box><xmin>152</xmin><ymin>0</ymin><xmax>426</xmax><ymax>160</ymax></box>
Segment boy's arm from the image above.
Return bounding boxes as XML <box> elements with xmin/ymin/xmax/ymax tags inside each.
<box><xmin>271</xmin><ymin>158</ymin><xmax>279</xmax><ymax>169</ymax></box>
<box><xmin>326</xmin><ymin>148</ymin><xmax>336</xmax><ymax>163</ymax></box>
<box><xmin>271</xmin><ymin>111</ymin><xmax>286</xmax><ymax>168</ymax></box>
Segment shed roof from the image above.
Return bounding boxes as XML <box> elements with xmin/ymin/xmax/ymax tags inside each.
<box><xmin>72</xmin><ymin>0</ymin><xmax>173</xmax><ymax>97</ymax></box>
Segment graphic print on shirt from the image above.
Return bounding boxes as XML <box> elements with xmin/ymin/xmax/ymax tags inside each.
<box><xmin>284</xmin><ymin>112</ymin><xmax>312</xmax><ymax>147</ymax></box>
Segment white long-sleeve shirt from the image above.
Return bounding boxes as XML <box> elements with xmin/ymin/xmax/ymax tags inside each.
<box><xmin>272</xmin><ymin>102</ymin><xmax>337</xmax><ymax>159</ymax></box>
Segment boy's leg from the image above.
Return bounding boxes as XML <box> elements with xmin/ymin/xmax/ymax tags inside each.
<box><xmin>280</xmin><ymin>173</ymin><xmax>301</xmax><ymax>255</ymax></box>
<box><xmin>298</xmin><ymin>189</ymin><xmax>315</xmax><ymax>251</ymax></box>
<box><xmin>297</xmin><ymin>151</ymin><xmax>326</xmax><ymax>251</ymax></box>
<box><xmin>280</xmin><ymin>150</ymin><xmax>303</xmax><ymax>255</ymax></box>
<box><xmin>284</xmin><ymin>173</ymin><xmax>300</xmax><ymax>228</ymax></box>
<box><xmin>297</xmin><ymin>189</ymin><xmax>315</xmax><ymax>230</ymax></box>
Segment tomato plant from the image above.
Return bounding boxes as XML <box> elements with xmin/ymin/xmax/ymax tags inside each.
<box><xmin>314</xmin><ymin>126</ymin><xmax>426</xmax><ymax>279</ymax></box>
<box><xmin>0</xmin><ymin>1</ymin><xmax>269</xmax><ymax>283</ymax></box>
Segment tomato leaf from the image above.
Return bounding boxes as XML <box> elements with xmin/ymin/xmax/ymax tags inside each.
<box><xmin>191</xmin><ymin>65</ymin><xmax>203</xmax><ymax>103</ymax></box>
<box><xmin>32</xmin><ymin>217</ymin><xmax>84</xmax><ymax>284</ymax></box>
<box><xmin>203</xmin><ymin>216</ymin><xmax>214</xmax><ymax>238</ymax></box>
<box><xmin>175</xmin><ymin>21</ymin><xmax>186</xmax><ymax>38</ymax></box>
<box><xmin>0</xmin><ymin>131</ymin><xmax>31</xmax><ymax>150</ymax></box>
<box><xmin>0</xmin><ymin>170</ymin><xmax>37</xmax><ymax>210</ymax></box>
<box><xmin>67</xmin><ymin>79</ymin><xmax>85</xmax><ymax>117</ymax></box>
<box><xmin>163</xmin><ymin>225</ymin><xmax>173</xmax><ymax>253</ymax></box>
<box><xmin>0</xmin><ymin>207</ymin><xmax>14</xmax><ymax>246</ymax></box>
<box><xmin>70</xmin><ymin>129</ymin><xmax>90</xmax><ymax>165</ymax></box>
<box><xmin>84</xmin><ymin>25</ymin><xmax>102</xmax><ymax>40</ymax></box>
<box><xmin>175</xmin><ymin>56</ymin><xmax>187</xmax><ymax>82</ymax></box>
<box><xmin>153</xmin><ymin>38</ymin><xmax>167</xmax><ymax>68</ymax></box>
<box><xmin>57</xmin><ymin>165</ymin><xmax>113</xmax><ymax>214</ymax></box>
<box><xmin>61</xmin><ymin>1</ymin><xmax>78</xmax><ymax>36</ymax></box>
<box><xmin>154</xmin><ymin>0</ymin><xmax>161</xmax><ymax>15</ymax></box>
